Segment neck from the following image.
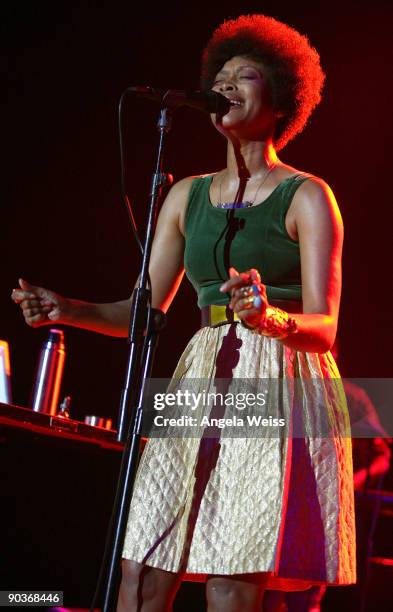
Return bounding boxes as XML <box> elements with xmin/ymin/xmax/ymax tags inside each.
<box><xmin>226</xmin><ymin>139</ymin><xmax>278</xmax><ymax>180</ymax></box>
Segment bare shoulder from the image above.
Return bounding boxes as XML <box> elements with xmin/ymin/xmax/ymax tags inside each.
<box><xmin>291</xmin><ymin>173</ymin><xmax>342</xmax><ymax>226</ymax></box>
<box><xmin>165</xmin><ymin>173</ymin><xmax>216</xmax><ymax>235</ymax></box>
<box><xmin>159</xmin><ymin>174</ymin><xmax>212</xmax><ymax>235</ymax></box>
<box><xmin>164</xmin><ymin>175</ymin><xmax>195</xmax><ymax>204</ymax></box>
<box><xmin>158</xmin><ymin>175</ymin><xmax>195</xmax><ymax>219</ymax></box>
<box><xmin>282</xmin><ymin>168</ymin><xmax>342</xmax><ymax>243</ymax></box>
<box><xmin>163</xmin><ymin>173</ymin><xmax>214</xmax><ymax>205</ymax></box>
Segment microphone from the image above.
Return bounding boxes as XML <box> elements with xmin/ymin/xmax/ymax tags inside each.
<box><xmin>127</xmin><ymin>86</ymin><xmax>232</xmax><ymax>114</ymax></box>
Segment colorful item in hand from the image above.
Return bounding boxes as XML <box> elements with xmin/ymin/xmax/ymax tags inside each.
<box><xmin>252</xmin><ymin>283</ymin><xmax>263</xmax><ymax>309</ymax></box>
<box><xmin>256</xmin><ymin>306</ymin><xmax>298</xmax><ymax>339</ymax></box>
<box><xmin>239</xmin><ymin>269</ymin><xmax>298</xmax><ymax>339</ymax></box>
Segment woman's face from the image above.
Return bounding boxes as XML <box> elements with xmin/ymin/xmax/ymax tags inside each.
<box><xmin>211</xmin><ymin>55</ymin><xmax>277</xmax><ymax>141</ymax></box>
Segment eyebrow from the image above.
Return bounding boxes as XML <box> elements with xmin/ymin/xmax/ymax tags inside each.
<box><xmin>215</xmin><ymin>65</ymin><xmax>263</xmax><ymax>76</ymax></box>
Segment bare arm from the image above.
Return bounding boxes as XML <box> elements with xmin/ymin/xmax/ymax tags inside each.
<box><xmin>281</xmin><ymin>177</ymin><xmax>343</xmax><ymax>352</ymax></box>
<box><xmin>221</xmin><ymin>178</ymin><xmax>343</xmax><ymax>353</ymax></box>
<box><xmin>12</xmin><ymin>177</ymin><xmax>194</xmax><ymax>337</ymax></box>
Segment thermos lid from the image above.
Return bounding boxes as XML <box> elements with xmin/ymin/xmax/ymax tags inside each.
<box><xmin>47</xmin><ymin>329</ymin><xmax>64</xmax><ymax>344</ymax></box>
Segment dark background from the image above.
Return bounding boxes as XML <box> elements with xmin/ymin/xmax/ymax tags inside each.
<box><xmin>2</xmin><ymin>0</ymin><xmax>392</xmax><ymax>424</ymax></box>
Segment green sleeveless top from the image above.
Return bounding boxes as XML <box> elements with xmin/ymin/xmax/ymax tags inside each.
<box><xmin>184</xmin><ymin>173</ymin><xmax>310</xmax><ymax>308</ymax></box>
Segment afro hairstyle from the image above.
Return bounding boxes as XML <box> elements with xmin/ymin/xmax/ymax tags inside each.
<box><xmin>201</xmin><ymin>14</ymin><xmax>325</xmax><ymax>150</ymax></box>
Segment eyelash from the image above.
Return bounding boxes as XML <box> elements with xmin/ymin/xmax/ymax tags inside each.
<box><xmin>213</xmin><ymin>75</ymin><xmax>257</xmax><ymax>84</ymax></box>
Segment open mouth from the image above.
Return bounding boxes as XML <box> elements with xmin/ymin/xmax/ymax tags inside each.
<box><xmin>226</xmin><ymin>97</ymin><xmax>245</xmax><ymax>110</ymax></box>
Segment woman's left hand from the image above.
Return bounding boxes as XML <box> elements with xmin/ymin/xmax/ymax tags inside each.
<box><xmin>220</xmin><ymin>267</ymin><xmax>268</xmax><ymax>328</ymax></box>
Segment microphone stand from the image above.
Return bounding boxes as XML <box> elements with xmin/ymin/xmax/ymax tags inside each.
<box><xmin>90</xmin><ymin>105</ymin><xmax>173</xmax><ymax>612</ymax></box>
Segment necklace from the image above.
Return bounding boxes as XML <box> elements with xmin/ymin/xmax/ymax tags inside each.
<box><xmin>215</xmin><ymin>163</ymin><xmax>277</xmax><ymax>209</ymax></box>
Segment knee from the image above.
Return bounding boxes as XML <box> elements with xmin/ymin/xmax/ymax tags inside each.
<box><xmin>206</xmin><ymin>577</ymin><xmax>243</xmax><ymax>610</ymax></box>
<box><xmin>118</xmin><ymin>560</ymin><xmax>139</xmax><ymax>609</ymax></box>
<box><xmin>119</xmin><ymin>560</ymin><xmax>158</xmax><ymax>605</ymax></box>
<box><xmin>206</xmin><ymin>576</ymin><xmax>265</xmax><ymax>612</ymax></box>
<box><xmin>121</xmin><ymin>558</ymin><xmax>142</xmax><ymax>588</ymax></box>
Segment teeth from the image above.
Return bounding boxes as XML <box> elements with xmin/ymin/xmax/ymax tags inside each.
<box><xmin>230</xmin><ymin>100</ymin><xmax>243</xmax><ymax>106</ymax></box>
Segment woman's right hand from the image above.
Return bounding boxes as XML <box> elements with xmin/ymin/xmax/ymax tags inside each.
<box><xmin>11</xmin><ymin>278</ymin><xmax>71</xmax><ymax>328</ymax></box>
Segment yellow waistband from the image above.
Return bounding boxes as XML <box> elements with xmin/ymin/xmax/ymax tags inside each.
<box><xmin>201</xmin><ymin>304</ymin><xmax>240</xmax><ymax>327</ymax></box>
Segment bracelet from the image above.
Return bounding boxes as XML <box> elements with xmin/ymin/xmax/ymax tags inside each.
<box><xmin>243</xmin><ymin>306</ymin><xmax>298</xmax><ymax>340</ymax></box>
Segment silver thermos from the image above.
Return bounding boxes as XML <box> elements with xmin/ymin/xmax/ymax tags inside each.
<box><xmin>31</xmin><ymin>329</ymin><xmax>66</xmax><ymax>415</ymax></box>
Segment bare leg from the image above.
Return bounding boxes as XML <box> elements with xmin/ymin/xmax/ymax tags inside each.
<box><xmin>117</xmin><ymin>559</ymin><xmax>183</xmax><ymax>612</ymax></box>
<box><xmin>206</xmin><ymin>573</ymin><xmax>270</xmax><ymax>612</ymax></box>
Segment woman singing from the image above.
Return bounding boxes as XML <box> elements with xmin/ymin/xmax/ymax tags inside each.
<box><xmin>12</xmin><ymin>14</ymin><xmax>356</xmax><ymax>612</ymax></box>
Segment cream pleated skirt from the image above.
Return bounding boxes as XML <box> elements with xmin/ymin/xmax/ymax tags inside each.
<box><xmin>122</xmin><ymin>322</ymin><xmax>356</xmax><ymax>589</ymax></box>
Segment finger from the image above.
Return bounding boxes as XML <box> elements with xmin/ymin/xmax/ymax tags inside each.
<box><xmin>230</xmin><ymin>267</ymin><xmax>254</xmax><ymax>282</ymax></box>
<box><xmin>23</xmin><ymin>306</ymin><xmax>52</xmax><ymax>318</ymax></box>
<box><xmin>11</xmin><ymin>289</ymin><xmax>38</xmax><ymax>302</ymax></box>
<box><xmin>48</xmin><ymin>308</ymin><xmax>61</xmax><ymax>321</ymax></box>
<box><xmin>230</xmin><ymin>280</ymin><xmax>268</xmax><ymax>305</ymax></box>
<box><xmin>221</xmin><ymin>267</ymin><xmax>254</xmax><ymax>293</ymax></box>
<box><xmin>237</xmin><ymin>307</ymin><xmax>263</xmax><ymax>325</ymax></box>
<box><xmin>238</xmin><ymin>306</ymin><xmax>261</xmax><ymax>317</ymax></box>
<box><xmin>257</xmin><ymin>282</ymin><xmax>268</xmax><ymax>301</ymax></box>
<box><xmin>249</xmin><ymin>268</ymin><xmax>261</xmax><ymax>284</ymax></box>
<box><xmin>229</xmin><ymin>290</ymin><xmax>251</xmax><ymax>310</ymax></box>
<box><xmin>234</xmin><ymin>286</ymin><xmax>253</xmax><ymax>299</ymax></box>
<box><xmin>19</xmin><ymin>278</ymin><xmax>38</xmax><ymax>291</ymax></box>
<box><xmin>25</xmin><ymin>312</ymin><xmax>49</xmax><ymax>327</ymax></box>
<box><xmin>239</xmin><ymin>271</ymin><xmax>252</xmax><ymax>283</ymax></box>
<box><xmin>232</xmin><ymin>296</ymin><xmax>255</xmax><ymax>313</ymax></box>
<box><xmin>240</xmin><ymin>268</ymin><xmax>261</xmax><ymax>283</ymax></box>
<box><xmin>220</xmin><ymin>276</ymin><xmax>248</xmax><ymax>293</ymax></box>
<box><xmin>21</xmin><ymin>299</ymin><xmax>48</xmax><ymax>311</ymax></box>
<box><xmin>19</xmin><ymin>278</ymin><xmax>48</xmax><ymax>300</ymax></box>
<box><xmin>231</xmin><ymin>288</ymin><xmax>268</xmax><ymax>313</ymax></box>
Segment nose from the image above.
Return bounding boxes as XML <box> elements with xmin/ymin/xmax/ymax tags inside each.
<box><xmin>218</xmin><ymin>79</ymin><xmax>237</xmax><ymax>92</ymax></box>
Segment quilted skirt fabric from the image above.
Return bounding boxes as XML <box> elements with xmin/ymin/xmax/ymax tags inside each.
<box><xmin>122</xmin><ymin>322</ymin><xmax>356</xmax><ymax>589</ymax></box>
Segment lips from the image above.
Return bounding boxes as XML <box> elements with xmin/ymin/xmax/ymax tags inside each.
<box><xmin>223</xmin><ymin>95</ymin><xmax>244</xmax><ymax>107</ymax></box>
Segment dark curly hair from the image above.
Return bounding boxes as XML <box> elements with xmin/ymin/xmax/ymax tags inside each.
<box><xmin>201</xmin><ymin>14</ymin><xmax>325</xmax><ymax>150</ymax></box>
